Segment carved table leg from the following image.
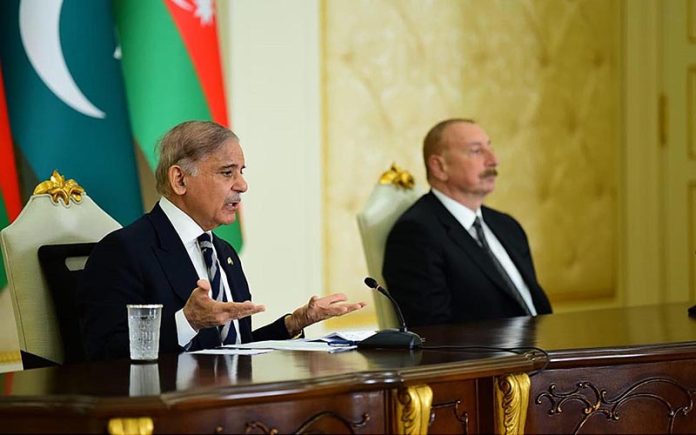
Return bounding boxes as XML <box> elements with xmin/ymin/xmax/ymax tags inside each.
<box><xmin>495</xmin><ymin>373</ymin><xmax>531</xmax><ymax>435</ymax></box>
<box><xmin>108</xmin><ymin>417</ymin><xmax>154</xmax><ymax>435</ymax></box>
<box><xmin>391</xmin><ymin>384</ymin><xmax>433</xmax><ymax>434</ymax></box>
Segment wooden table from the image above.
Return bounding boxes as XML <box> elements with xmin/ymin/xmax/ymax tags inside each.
<box><xmin>414</xmin><ymin>302</ymin><xmax>696</xmax><ymax>434</ymax></box>
<box><xmin>2</xmin><ymin>302</ymin><xmax>696</xmax><ymax>434</ymax></box>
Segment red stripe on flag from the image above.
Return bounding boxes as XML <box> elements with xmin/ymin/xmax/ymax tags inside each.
<box><xmin>2</xmin><ymin>373</ymin><xmax>12</xmax><ymax>395</ymax></box>
<box><xmin>0</xmin><ymin>67</ymin><xmax>22</xmax><ymax>221</ymax></box>
<box><xmin>164</xmin><ymin>0</ymin><xmax>229</xmax><ymax>126</ymax></box>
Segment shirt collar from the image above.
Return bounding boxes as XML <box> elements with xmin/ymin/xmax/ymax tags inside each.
<box><xmin>159</xmin><ymin>197</ymin><xmax>208</xmax><ymax>246</ymax></box>
<box><xmin>431</xmin><ymin>188</ymin><xmax>483</xmax><ymax>230</ymax></box>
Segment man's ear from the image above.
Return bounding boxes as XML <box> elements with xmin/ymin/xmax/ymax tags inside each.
<box><xmin>168</xmin><ymin>165</ymin><xmax>187</xmax><ymax>195</ymax></box>
<box><xmin>427</xmin><ymin>154</ymin><xmax>447</xmax><ymax>182</ymax></box>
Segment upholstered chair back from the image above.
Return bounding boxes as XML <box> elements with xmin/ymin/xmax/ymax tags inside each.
<box><xmin>357</xmin><ymin>165</ymin><xmax>421</xmax><ymax>329</ymax></box>
<box><xmin>0</xmin><ymin>172</ymin><xmax>121</xmax><ymax>365</ymax></box>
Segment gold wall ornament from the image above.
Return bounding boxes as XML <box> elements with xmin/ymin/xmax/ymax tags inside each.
<box><xmin>33</xmin><ymin>170</ymin><xmax>85</xmax><ymax>205</ymax></box>
<box><xmin>391</xmin><ymin>384</ymin><xmax>433</xmax><ymax>434</ymax></box>
<box><xmin>379</xmin><ymin>163</ymin><xmax>415</xmax><ymax>189</ymax></box>
<box><xmin>495</xmin><ymin>373</ymin><xmax>531</xmax><ymax>435</ymax></box>
<box><xmin>107</xmin><ymin>417</ymin><xmax>153</xmax><ymax>435</ymax></box>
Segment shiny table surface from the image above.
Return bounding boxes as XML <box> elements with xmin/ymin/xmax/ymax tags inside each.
<box><xmin>413</xmin><ymin>302</ymin><xmax>696</xmax><ymax>365</ymax></box>
<box><xmin>3</xmin><ymin>302</ymin><xmax>695</xmax><ymax>403</ymax></box>
<box><xmin>2</xmin><ymin>348</ymin><xmax>533</xmax><ymax>406</ymax></box>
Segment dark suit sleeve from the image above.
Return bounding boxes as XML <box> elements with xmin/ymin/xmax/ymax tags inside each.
<box><xmin>78</xmin><ymin>231</ymin><xmax>145</xmax><ymax>361</ymax></box>
<box><xmin>252</xmin><ymin>316</ymin><xmax>292</xmax><ymax>341</ymax></box>
<box><xmin>383</xmin><ymin>219</ymin><xmax>454</xmax><ymax>327</ymax></box>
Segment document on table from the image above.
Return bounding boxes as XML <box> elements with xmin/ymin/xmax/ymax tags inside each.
<box><xmin>188</xmin><ymin>348</ymin><xmax>272</xmax><ymax>355</ymax></box>
<box><xmin>313</xmin><ymin>330</ymin><xmax>376</xmax><ymax>345</ymax></box>
<box><xmin>222</xmin><ymin>340</ymin><xmax>357</xmax><ymax>353</ymax></box>
<box><xmin>190</xmin><ymin>331</ymin><xmax>377</xmax><ymax>354</ymax></box>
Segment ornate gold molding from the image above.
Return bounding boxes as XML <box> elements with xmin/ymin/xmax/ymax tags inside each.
<box><xmin>391</xmin><ymin>384</ymin><xmax>433</xmax><ymax>434</ymax></box>
<box><xmin>245</xmin><ymin>411</ymin><xmax>369</xmax><ymax>434</ymax></box>
<box><xmin>535</xmin><ymin>378</ymin><xmax>696</xmax><ymax>434</ymax></box>
<box><xmin>107</xmin><ymin>417</ymin><xmax>153</xmax><ymax>435</ymax></box>
<box><xmin>33</xmin><ymin>170</ymin><xmax>85</xmax><ymax>205</ymax></box>
<box><xmin>495</xmin><ymin>373</ymin><xmax>530</xmax><ymax>435</ymax></box>
<box><xmin>379</xmin><ymin>163</ymin><xmax>415</xmax><ymax>189</ymax></box>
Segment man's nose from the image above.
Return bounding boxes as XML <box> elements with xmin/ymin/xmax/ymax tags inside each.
<box><xmin>485</xmin><ymin>149</ymin><xmax>498</xmax><ymax>166</ymax></box>
<box><xmin>234</xmin><ymin>175</ymin><xmax>248</xmax><ymax>193</ymax></box>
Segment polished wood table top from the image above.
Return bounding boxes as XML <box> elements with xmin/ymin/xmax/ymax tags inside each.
<box><xmin>413</xmin><ymin>302</ymin><xmax>696</xmax><ymax>366</ymax></box>
<box><xmin>3</xmin><ymin>303</ymin><xmax>695</xmax><ymax>404</ymax></box>
<box><xmin>2</xmin><ymin>347</ymin><xmax>533</xmax><ymax>406</ymax></box>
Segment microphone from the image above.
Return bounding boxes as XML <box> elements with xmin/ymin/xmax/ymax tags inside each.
<box><xmin>358</xmin><ymin>277</ymin><xmax>422</xmax><ymax>349</ymax></box>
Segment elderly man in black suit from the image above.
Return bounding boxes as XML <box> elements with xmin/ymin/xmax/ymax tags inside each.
<box><xmin>79</xmin><ymin>121</ymin><xmax>365</xmax><ymax>361</ymax></box>
<box><xmin>383</xmin><ymin>119</ymin><xmax>551</xmax><ymax>327</ymax></box>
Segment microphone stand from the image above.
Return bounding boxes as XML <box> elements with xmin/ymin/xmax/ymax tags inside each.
<box><xmin>358</xmin><ymin>278</ymin><xmax>423</xmax><ymax>349</ymax></box>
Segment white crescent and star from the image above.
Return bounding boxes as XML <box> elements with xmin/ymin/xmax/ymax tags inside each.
<box><xmin>19</xmin><ymin>0</ymin><xmax>106</xmax><ymax>119</ymax></box>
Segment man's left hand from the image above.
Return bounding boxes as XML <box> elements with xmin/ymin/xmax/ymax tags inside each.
<box><xmin>285</xmin><ymin>293</ymin><xmax>366</xmax><ymax>337</ymax></box>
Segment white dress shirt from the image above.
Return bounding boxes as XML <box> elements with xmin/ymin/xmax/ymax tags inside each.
<box><xmin>431</xmin><ymin>189</ymin><xmax>538</xmax><ymax>315</ymax></box>
<box><xmin>159</xmin><ymin>197</ymin><xmax>241</xmax><ymax>348</ymax></box>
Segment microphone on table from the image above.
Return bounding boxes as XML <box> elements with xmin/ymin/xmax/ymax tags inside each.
<box><xmin>358</xmin><ymin>277</ymin><xmax>423</xmax><ymax>349</ymax></box>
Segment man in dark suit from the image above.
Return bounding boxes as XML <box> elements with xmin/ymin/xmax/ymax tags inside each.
<box><xmin>383</xmin><ymin>119</ymin><xmax>551</xmax><ymax>327</ymax></box>
<box><xmin>79</xmin><ymin>121</ymin><xmax>365</xmax><ymax>361</ymax></box>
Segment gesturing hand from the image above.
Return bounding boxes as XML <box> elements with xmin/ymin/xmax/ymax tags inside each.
<box><xmin>183</xmin><ymin>279</ymin><xmax>265</xmax><ymax>331</ymax></box>
<box><xmin>284</xmin><ymin>293</ymin><xmax>366</xmax><ymax>337</ymax></box>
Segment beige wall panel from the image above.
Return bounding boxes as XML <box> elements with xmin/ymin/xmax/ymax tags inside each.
<box><xmin>690</xmin><ymin>67</ymin><xmax>696</xmax><ymax>160</ymax></box>
<box><xmin>689</xmin><ymin>0</ymin><xmax>696</xmax><ymax>42</ymax></box>
<box><xmin>323</xmin><ymin>0</ymin><xmax>621</xmax><ymax>312</ymax></box>
<box><xmin>690</xmin><ymin>183</ymin><xmax>696</xmax><ymax>300</ymax></box>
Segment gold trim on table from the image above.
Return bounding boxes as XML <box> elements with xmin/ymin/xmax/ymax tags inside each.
<box><xmin>107</xmin><ymin>417</ymin><xmax>154</xmax><ymax>435</ymax></box>
<box><xmin>391</xmin><ymin>383</ymin><xmax>433</xmax><ymax>434</ymax></box>
<box><xmin>494</xmin><ymin>373</ymin><xmax>531</xmax><ymax>435</ymax></box>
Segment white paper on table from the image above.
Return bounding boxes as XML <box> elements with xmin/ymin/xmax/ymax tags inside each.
<box><xmin>222</xmin><ymin>340</ymin><xmax>356</xmax><ymax>353</ymax></box>
<box><xmin>314</xmin><ymin>330</ymin><xmax>377</xmax><ymax>344</ymax></box>
<box><xmin>187</xmin><ymin>348</ymin><xmax>272</xmax><ymax>355</ymax></box>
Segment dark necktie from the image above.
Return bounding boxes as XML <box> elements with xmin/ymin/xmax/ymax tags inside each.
<box><xmin>197</xmin><ymin>233</ymin><xmax>238</xmax><ymax>344</ymax></box>
<box><xmin>472</xmin><ymin>217</ymin><xmax>532</xmax><ymax>315</ymax></box>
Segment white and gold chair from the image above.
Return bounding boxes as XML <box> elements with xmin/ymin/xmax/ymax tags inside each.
<box><xmin>0</xmin><ymin>171</ymin><xmax>121</xmax><ymax>367</ymax></box>
<box><xmin>357</xmin><ymin>164</ymin><xmax>422</xmax><ymax>329</ymax></box>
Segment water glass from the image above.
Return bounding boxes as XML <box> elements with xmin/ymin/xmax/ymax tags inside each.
<box><xmin>127</xmin><ymin>304</ymin><xmax>163</xmax><ymax>361</ymax></box>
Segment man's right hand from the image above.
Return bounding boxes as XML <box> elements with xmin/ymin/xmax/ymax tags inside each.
<box><xmin>183</xmin><ymin>279</ymin><xmax>265</xmax><ymax>331</ymax></box>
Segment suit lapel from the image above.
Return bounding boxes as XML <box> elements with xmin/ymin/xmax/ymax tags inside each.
<box><xmin>213</xmin><ymin>235</ymin><xmax>253</xmax><ymax>342</ymax></box>
<box><xmin>213</xmin><ymin>237</ymin><xmax>247</xmax><ymax>303</ymax></box>
<box><xmin>147</xmin><ymin>204</ymin><xmax>200</xmax><ymax>305</ymax></box>
<box><xmin>483</xmin><ymin>208</ymin><xmax>535</xmax><ymax>288</ymax></box>
<box><xmin>483</xmin><ymin>207</ymin><xmax>549</xmax><ymax>312</ymax></box>
<box><xmin>427</xmin><ymin>194</ymin><xmax>514</xmax><ymax>298</ymax></box>
<box><xmin>427</xmin><ymin>193</ymin><xmax>526</xmax><ymax>308</ymax></box>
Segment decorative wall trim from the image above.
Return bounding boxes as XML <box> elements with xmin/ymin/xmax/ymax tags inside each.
<box><xmin>689</xmin><ymin>67</ymin><xmax>696</xmax><ymax>160</ymax></box>
<box><xmin>688</xmin><ymin>0</ymin><xmax>696</xmax><ymax>43</ymax></box>
<box><xmin>689</xmin><ymin>182</ymin><xmax>696</xmax><ymax>300</ymax></box>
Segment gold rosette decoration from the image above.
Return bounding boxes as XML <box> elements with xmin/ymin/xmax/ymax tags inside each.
<box><xmin>379</xmin><ymin>163</ymin><xmax>415</xmax><ymax>189</ymax></box>
<box><xmin>33</xmin><ymin>170</ymin><xmax>85</xmax><ymax>205</ymax></box>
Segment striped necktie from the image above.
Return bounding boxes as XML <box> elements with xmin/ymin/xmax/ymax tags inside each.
<box><xmin>472</xmin><ymin>217</ymin><xmax>532</xmax><ymax>315</ymax></box>
<box><xmin>197</xmin><ymin>233</ymin><xmax>238</xmax><ymax>345</ymax></box>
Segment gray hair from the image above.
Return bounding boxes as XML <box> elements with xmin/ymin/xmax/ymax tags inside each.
<box><xmin>155</xmin><ymin>120</ymin><xmax>238</xmax><ymax>195</ymax></box>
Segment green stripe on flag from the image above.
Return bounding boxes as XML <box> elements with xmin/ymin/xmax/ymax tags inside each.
<box><xmin>115</xmin><ymin>0</ymin><xmax>243</xmax><ymax>250</ymax></box>
<box><xmin>0</xmin><ymin>191</ymin><xmax>9</xmax><ymax>289</ymax></box>
<box><xmin>115</xmin><ymin>0</ymin><xmax>212</xmax><ymax>169</ymax></box>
